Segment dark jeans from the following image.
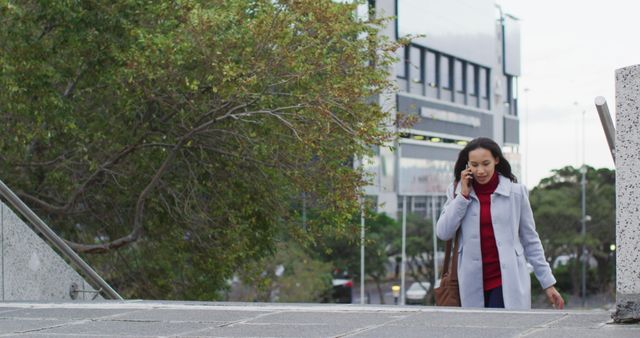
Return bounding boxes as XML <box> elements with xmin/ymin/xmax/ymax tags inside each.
<box><xmin>484</xmin><ymin>286</ymin><xmax>505</xmax><ymax>308</ymax></box>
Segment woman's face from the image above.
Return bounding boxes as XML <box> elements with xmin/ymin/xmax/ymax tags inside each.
<box><xmin>467</xmin><ymin>147</ymin><xmax>499</xmax><ymax>184</ymax></box>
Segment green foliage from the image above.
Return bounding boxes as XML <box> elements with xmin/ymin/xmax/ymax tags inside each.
<box><xmin>317</xmin><ymin>209</ymin><xmax>439</xmax><ymax>304</ymax></box>
<box><xmin>0</xmin><ymin>0</ymin><xmax>400</xmax><ymax>299</ymax></box>
<box><xmin>316</xmin><ymin>210</ymin><xmax>398</xmax><ymax>279</ymax></box>
<box><xmin>392</xmin><ymin>213</ymin><xmax>437</xmax><ymax>304</ymax></box>
<box><xmin>530</xmin><ymin>166</ymin><xmax>615</xmax><ymax>296</ymax></box>
<box><xmin>549</xmin><ymin>259</ymin><xmax>600</xmax><ymax>294</ymax></box>
<box><xmin>233</xmin><ymin>242</ymin><xmax>333</xmax><ymax>303</ymax></box>
<box><xmin>316</xmin><ymin>209</ymin><xmax>399</xmax><ymax>304</ymax></box>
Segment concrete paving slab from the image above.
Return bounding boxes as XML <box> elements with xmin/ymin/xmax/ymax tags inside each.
<box><xmin>109</xmin><ymin>308</ymin><xmax>269</xmax><ymax>323</ymax></box>
<box><xmin>544</xmin><ymin>313</ymin><xmax>610</xmax><ymax>329</ymax></box>
<box><xmin>522</xmin><ymin>327</ymin><xmax>640</xmax><ymax>338</ymax></box>
<box><xmin>179</xmin><ymin>322</ymin><xmax>360</xmax><ymax>337</ymax></box>
<box><xmin>0</xmin><ymin>318</ymin><xmax>68</xmax><ymax>335</ymax></box>
<box><xmin>3</xmin><ymin>308</ymin><xmax>137</xmax><ymax>320</ymax></box>
<box><xmin>34</xmin><ymin>320</ymin><xmax>213</xmax><ymax>337</ymax></box>
<box><xmin>248</xmin><ymin>311</ymin><xmax>407</xmax><ymax>325</ymax></box>
<box><xmin>390</xmin><ymin>311</ymin><xmax>563</xmax><ymax>329</ymax></box>
<box><xmin>17</xmin><ymin>335</ymin><xmax>115</xmax><ymax>338</ymax></box>
<box><xmin>0</xmin><ymin>307</ymin><xmax>21</xmax><ymax>316</ymax></box>
<box><xmin>0</xmin><ymin>301</ymin><xmax>637</xmax><ymax>337</ymax></box>
<box><xmin>352</xmin><ymin>326</ymin><xmax>522</xmax><ymax>338</ymax></box>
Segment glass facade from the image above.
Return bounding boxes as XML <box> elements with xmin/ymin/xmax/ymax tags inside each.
<box><xmin>397</xmin><ymin>195</ymin><xmax>448</xmax><ymax>219</ymax></box>
<box><xmin>396</xmin><ymin>45</ymin><xmax>406</xmax><ymax>78</ymax></box>
<box><xmin>426</xmin><ymin>51</ymin><xmax>437</xmax><ymax>87</ymax></box>
<box><xmin>398</xmin><ymin>45</ymin><xmax>490</xmax><ymax>110</ymax></box>
<box><xmin>410</xmin><ymin>46</ymin><xmax>423</xmax><ymax>84</ymax></box>
<box><xmin>398</xmin><ymin>157</ymin><xmax>455</xmax><ymax>195</ymax></box>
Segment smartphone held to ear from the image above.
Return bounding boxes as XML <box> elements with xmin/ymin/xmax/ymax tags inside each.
<box><xmin>465</xmin><ymin>164</ymin><xmax>473</xmax><ymax>186</ymax></box>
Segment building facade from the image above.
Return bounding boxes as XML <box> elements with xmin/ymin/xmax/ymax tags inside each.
<box><xmin>361</xmin><ymin>0</ymin><xmax>521</xmax><ymax>219</ymax></box>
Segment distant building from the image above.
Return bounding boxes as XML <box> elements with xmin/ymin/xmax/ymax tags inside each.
<box><xmin>361</xmin><ymin>0</ymin><xmax>521</xmax><ymax>219</ymax></box>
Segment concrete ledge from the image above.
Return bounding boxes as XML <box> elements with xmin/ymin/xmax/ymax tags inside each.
<box><xmin>613</xmin><ymin>295</ymin><xmax>640</xmax><ymax>324</ymax></box>
<box><xmin>0</xmin><ymin>203</ymin><xmax>101</xmax><ymax>301</ymax></box>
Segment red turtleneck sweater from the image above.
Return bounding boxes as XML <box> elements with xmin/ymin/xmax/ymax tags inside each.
<box><xmin>473</xmin><ymin>172</ymin><xmax>502</xmax><ymax>291</ymax></box>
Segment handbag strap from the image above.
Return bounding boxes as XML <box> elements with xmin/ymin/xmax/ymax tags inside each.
<box><xmin>450</xmin><ymin>229</ymin><xmax>461</xmax><ymax>280</ymax></box>
<box><xmin>442</xmin><ymin>237</ymin><xmax>452</xmax><ymax>276</ymax></box>
<box><xmin>441</xmin><ymin>229</ymin><xmax>460</xmax><ymax>278</ymax></box>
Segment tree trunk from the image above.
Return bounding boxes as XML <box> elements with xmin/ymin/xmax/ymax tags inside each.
<box><xmin>374</xmin><ymin>276</ymin><xmax>385</xmax><ymax>304</ymax></box>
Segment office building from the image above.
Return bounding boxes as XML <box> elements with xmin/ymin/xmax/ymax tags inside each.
<box><xmin>361</xmin><ymin>0</ymin><xmax>521</xmax><ymax>219</ymax></box>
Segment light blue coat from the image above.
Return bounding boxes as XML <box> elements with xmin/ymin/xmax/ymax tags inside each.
<box><xmin>436</xmin><ymin>175</ymin><xmax>556</xmax><ymax>309</ymax></box>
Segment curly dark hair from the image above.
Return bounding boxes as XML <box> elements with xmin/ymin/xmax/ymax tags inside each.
<box><xmin>453</xmin><ymin>137</ymin><xmax>517</xmax><ymax>183</ymax></box>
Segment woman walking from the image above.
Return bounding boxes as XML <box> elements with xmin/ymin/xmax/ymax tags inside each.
<box><xmin>436</xmin><ymin>137</ymin><xmax>564</xmax><ymax>309</ymax></box>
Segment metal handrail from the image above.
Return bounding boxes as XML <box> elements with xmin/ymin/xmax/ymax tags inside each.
<box><xmin>594</xmin><ymin>96</ymin><xmax>616</xmax><ymax>164</ymax></box>
<box><xmin>0</xmin><ymin>178</ymin><xmax>123</xmax><ymax>300</ymax></box>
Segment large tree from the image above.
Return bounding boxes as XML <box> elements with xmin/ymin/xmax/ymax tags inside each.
<box><xmin>529</xmin><ymin>166</ymin><xmax>615</xmax><ymax>296</ymax></box>
<box><xmin>0</xmin><ymin>0</ymin><xmax>399</xmax><ymax>299</ymax></box>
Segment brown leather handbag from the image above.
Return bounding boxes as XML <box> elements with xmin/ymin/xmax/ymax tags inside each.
<box><xmin>434</xmin><ymin>229</ymin><xmax>461</xmax><ymax>307</ymax></box>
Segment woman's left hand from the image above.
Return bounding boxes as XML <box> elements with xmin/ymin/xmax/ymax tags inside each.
<box><xmin>544</xmin><ymin>286</ymin><xmax>564</xmax><ymax>309</ymax></box>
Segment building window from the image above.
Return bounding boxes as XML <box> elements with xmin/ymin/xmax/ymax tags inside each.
<box><xmin>454</xmin><ymin>59</ymin><xmax>464</xmax><ymax>93</ymax></box>
<box><xmin>413</xmin><ymin>196</ymin><xmax>427</xmax><ymax>210</ymax></box>
<box><xmin>423</xmin><ymin>195</ymin><xmax>448</xmax><ymax>219</ymax></box>
<box><xmin>506</xmin><ymin>75</ymin><xmax>513</xmax><ymax>110</ymax></box>
<box><xmin>440</xmin><ymin>55</ymin><xmax>451</xmax><ymax>89</ymax></box>
<box><xmin>436</xmin><ymin>195</ymin><xmax>447</xmax><ymax>215</ymax></box>
<box><xmin>426</xmin><ymin>51</ymin><xmax>437</xmax><ymax>88</ymax></box>
<box><xmin>512</xmin><ymin>76</ymin><xmax>518</xmax><ymax>115</ymax></box>
<box><xmin>396</xmin><ymin>45</ymin><xmax>407</xmax><ymax>78</ymax></box>
<box><xmin>410</xmin><ymin>46</ymin><xmax>423</xmax><ymax>83</ymax></box>
<box><xmin>479</xmin><ymin>67</ymin><xmax>489</xmax><ymax>98</ymax></box>
<box><xmin>506</xmin><ymin>75</ymin><xmax>518</xmax><ymax>115</ymax></box>
<box><xmin>467</xmin><ymin>63</ymin><xmax>477</xmax><ymax>96</ymax></box>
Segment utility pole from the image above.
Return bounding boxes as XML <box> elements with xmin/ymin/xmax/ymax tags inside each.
<box><xmin>523</xmin><ymin>88</ymin><xmax>530</xmax><ymax>186</ymax></box>
<box><xmin>580</xmin><ymin>108</ymin><xmax>587</xmax><ymax>307</ymax></box>
<box><xmin>360</xmin><ymin>199</ymin><xmax>365</xmax><ymax>305</ymax></box>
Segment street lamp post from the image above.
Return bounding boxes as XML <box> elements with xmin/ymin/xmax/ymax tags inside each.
<box><xmin>400</xmin><ymin>195</ymin><xmax>407</xmax><ymax>306</ymax></box>
<box><xmin>523</xmin><ymin>88</ymin><xmax>530</xmax><ymax>186</ymax></box>
<box><xmin>579</xmin><ymin>103</ymin><xmax>588</xmax><ymax>308</ymax></box>
<box><xmin>360</xmin><ymin>200</ymin><xmax>365</xmax><ymax>305</ymax></box>
<box><xmin>580</xmin><ymin>165</ymin><xmax>587</xmax><ymax>307</ymax></box>
<box><xmin>431</xmin><ymin>197</ymin><xmax>438</xmax><ymax>293</ymax></box>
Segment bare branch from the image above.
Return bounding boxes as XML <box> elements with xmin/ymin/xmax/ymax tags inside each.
<box><xmin>63</xmin><ymin>63</ymin><xmax>86</xmax><ymax>98</ymax></box>
<box><xmin>66</xmin><ymin>114</ymin><xmax>210</xmax><ymax>252</ymax></box>
<box><xmin>19</xmin><ymin>137</ymin><xmax>146</xmax><ymax>214</ymax></box>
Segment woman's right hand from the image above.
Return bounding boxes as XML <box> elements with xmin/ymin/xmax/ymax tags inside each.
<box><xmin>460</xmin><ymin>166</ymin><xmax>473</xmax><ymax>198</ymax></box>
<box><xmin>545</xmin><ymin>286</ymin><xmax>565</xmax><ymax>309</ymax></box>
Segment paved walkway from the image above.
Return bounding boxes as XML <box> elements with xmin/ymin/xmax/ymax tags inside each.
<box><xmin>0</xmin><ymin>301</ymin><xmax>638</xmax><ymax>337</ymax></box>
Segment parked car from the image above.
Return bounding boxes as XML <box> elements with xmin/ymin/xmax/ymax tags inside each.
<box><xmin>406</xmin><ymin>281</ymin><xmax>431</xmax><ymax>305</ymax></box>
<box><xmin>331</xmin><ymin>268</ymin><xmax>353</xmax><ymax>303</ymax></box>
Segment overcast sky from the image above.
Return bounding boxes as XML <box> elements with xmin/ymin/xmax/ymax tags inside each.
<box><xmin>495</xmin><ymin>0</ymin><xmax>638</xmax><ymax>188</ymax></box>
